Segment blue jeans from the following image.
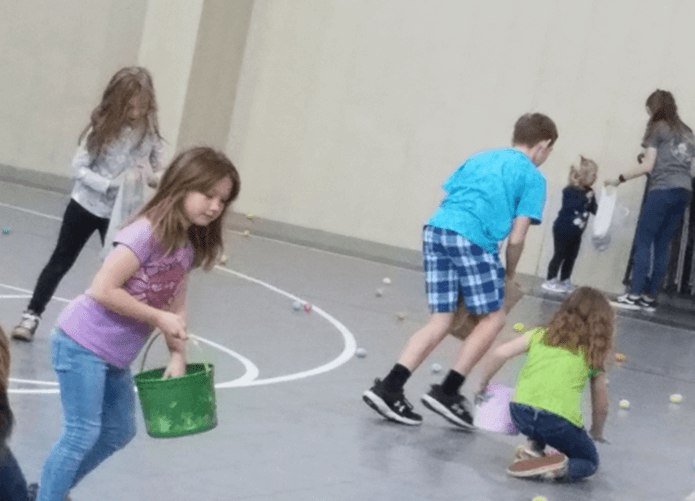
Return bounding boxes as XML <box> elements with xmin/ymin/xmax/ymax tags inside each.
<box><xmin>631</xmin><ymin>188</ymin><xmax>690</xmax><ymax>296</ymax></box>
<box><xmin>509</xmin><ymin>402</ymin><xmax>598</xmax><ymax>481</ymax></box>
<box><xmin>38</xmin><ymin>328</ymin><xmax>136</xmax><ymax>501</ymax></box>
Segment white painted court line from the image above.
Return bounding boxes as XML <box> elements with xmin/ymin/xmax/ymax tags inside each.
<box><xmin>0</xmin><ymin>202</ymin><xmax>62</xmax><ymax>221</ymax></box>
<box><xmin>213</xmin><ymin>267</ymin><xmax>357</xmax><ymax>387</ymax></box>
<box><xmin>190</xmin><ymin>334</ymin><xmax>260</xmax><ymax>386</ymax></box>
<box><xmin>0</xmin><ymin>283</ymin><xmax>71</xmax><ymax>303</ymax></box>
<box><xmin>1</xmin><ymin>202</ymin><xmax>358</xmax><ymax>392</ymax></box>
<box><xmin>7</xmin><ymin>332</ymin><xmax>257</xmax><ymax>395</ymax></box>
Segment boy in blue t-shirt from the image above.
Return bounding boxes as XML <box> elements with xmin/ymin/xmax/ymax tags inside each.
<box><xmin>363</xmin><ymin>113</ymin><xmax>557</xmax><ymax>428</ymax></box>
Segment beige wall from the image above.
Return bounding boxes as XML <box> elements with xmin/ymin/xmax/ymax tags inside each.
<box><xmin>0</xmin><ymin>0</ymin><xmax>147</xmax><ymax>175</ymax></box>
<box><xmin>227</xmin><ymin>0</ymin><xmax>695</xmax><ymax>292</ymax></box>
<box><xmin>138</xmin><ymin>0</ymin><xmax>205</xmax><ymax>164</ymax></box>
<box><xmin>5</xmin><ymin>0</ymin><xmax>695</xmax><ymax>294</ymax></box>
<box><xmin>177</xmin><ymin>0</ymin><xmax>254</xmax><ymax>151</ymax></box>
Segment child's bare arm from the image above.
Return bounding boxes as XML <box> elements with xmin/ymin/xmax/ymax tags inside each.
<box><xmin>91</xmin><ymin>245</ymin><xmax>187</xmax><ymax>342</ymax></box>
<box><xmin>164</xmin><ymin>277</ymin><xmax>188</xmax><ymax>356</ymax></box>
<box><xmin>589</xmin><ymin>371</ymin><xmax>609</xmax><ymax>440</ymax></box>
<box><xmin>605</xmin><ymin>147</ymin><xmax>657</xmax><ymax>186</ymax></box>
<box><xmin>475</xmin><ymin>333</ymin><xmax>529</xmax><ymax>394</ymax></box>
<box><xmin>506</xmin><ymin>217</ymin><xmax>531</xmax><ymax>281</ymax></box>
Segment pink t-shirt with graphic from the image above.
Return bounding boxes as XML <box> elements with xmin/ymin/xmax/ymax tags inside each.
<box><xmin>57</xmin><ymin>219</ymin><xmax>195</xmax><ymax>368</ymax></box>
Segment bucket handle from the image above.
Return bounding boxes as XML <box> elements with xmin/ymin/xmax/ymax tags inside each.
<box><xmin>139</xmin><ymin>331</ymin><xmax>211</xmax><ymax>377</ymax></box>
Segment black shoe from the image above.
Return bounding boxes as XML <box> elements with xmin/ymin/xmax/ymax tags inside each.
<box><xmin>421</xmin><ymin>384</ymin><xmax>475</xmax><ymax>430</ymax></box>
<box><xmin>26</xmin><ymin>483</ymin><xmax>72</xmax><ymax>501</ymax></box>
<box><xmin>615</xmin><ymin>293</ymin><xmax>641</xmax><ymax>310</ymax></box>
<box><xmin>637</xmin><ymin>295</ymin><xmax>657</xmax><ymax>312</ymax></box>
<box><xmin>27</xmin><ymin>483</ymin><xmax>38</xmax><ymax>501</ymax></box>
<box><xmin>362</xmin><ymin>378</ymin><xmax>422</xmax><ymax>425</ymax></box>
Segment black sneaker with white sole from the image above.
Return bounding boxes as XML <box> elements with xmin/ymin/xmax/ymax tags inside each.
<box><xmin>421</xmin><ymin>384</ymin><xmax>475</xmax><ymax>430</ymax></box>
<box><xmin>615</xmin><ymin>293</ymin><xmax>641</xmax><ymax>310</ymax></box>
<box><xmin>362</xmin><ymin>378</ymin><xmax>422</xmax><ymax>425</ymax></box>
<box><xmin>638</xmin><ymin>296</ymin><xmax>657</xmax><ymax>312</ymax></box>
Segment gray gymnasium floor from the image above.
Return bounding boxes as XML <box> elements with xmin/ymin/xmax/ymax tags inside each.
<box><xmin>1</xmin><ymin>179</ymin><xmax>695</xmax><ymax>501</ymax></box>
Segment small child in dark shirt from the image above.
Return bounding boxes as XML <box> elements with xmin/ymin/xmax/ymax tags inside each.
<box><xmin>542</xmin><ymin>156</ymin><xmax>598</xmax><ymax>293</ymax></box>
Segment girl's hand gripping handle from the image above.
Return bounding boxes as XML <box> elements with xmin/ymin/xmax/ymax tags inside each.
<box><xmin>157</xmin><ymin>311</ymin><xmax>188</xmax><ymax>379</ymax></box>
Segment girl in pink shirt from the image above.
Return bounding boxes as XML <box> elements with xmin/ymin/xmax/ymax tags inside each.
<box><xmin>34</xmin><ymin>147</ymin><xmax>241</xmax><ymax>501</ymax></box>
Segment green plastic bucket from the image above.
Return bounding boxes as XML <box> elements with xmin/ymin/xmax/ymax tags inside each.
<box><xmin>134</xmin><ymin>334</ymin><xmax>217</xmax><ymax>438</ymax></box>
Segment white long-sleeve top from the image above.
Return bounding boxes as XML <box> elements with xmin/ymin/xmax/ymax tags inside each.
<box><xmin>71</xmin><ymin>126</ymin><xmax>163</xmax><ymax>218</ymax></box>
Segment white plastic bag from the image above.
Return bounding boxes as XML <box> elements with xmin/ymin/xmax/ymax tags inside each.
<box><xmin>592</xmin><ymin>186</ymin><xmax>617</xmax><ymax>251</ymax></box>
<box><xmin>100</xmin><ymin>165</ymin><xmax>149</xmax><ymax>260</ymax></box>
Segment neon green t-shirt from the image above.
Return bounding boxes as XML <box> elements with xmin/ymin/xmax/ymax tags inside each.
<box><xmin>512</xmin><ymin>327</ymin><xmax>599</xmax><ymax>428</ymax></box>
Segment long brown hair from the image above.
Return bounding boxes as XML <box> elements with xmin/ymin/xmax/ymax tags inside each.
<box><xmin>644</xmin><ymin>89</ymin><xmax>692</xmax><ymax>140</ymax></box>
<box><xmin>542</xmin><ymin>287</ymin><xmax>615</xmax><ymax>370</ymax></box>
<box><xmin>0</xmin><ymin>326</ymin><xmax>13</xmax><ymax>444</ymax></box>
<box><xmin>136</xmin><ymin>147</ymin><xmax>241</xmax><ymax>270</ymax></box>
<box><xmin>79</xmin><ymin>67</ymin><xmax>161</xmax><ymax>158</ymax></box>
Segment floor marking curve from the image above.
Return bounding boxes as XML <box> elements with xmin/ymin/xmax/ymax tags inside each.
<box><xmin>213</xmin><ymin>267</ymin><xmax>357</xmax><ymax>387</ymax></box>
<box><xmin>8</xmin><ymin>333</ymin><xmax>260</xmax><ymax>395</ymax></box>
<box><xmin>1</xmin><ymin>202</ymin><xmax>358</xmax><ymax>390</ymax></box>
<box><xmin>190</xmin><ymin>334</ymin><xmax>260</xmax><ymax>386</ymax></box>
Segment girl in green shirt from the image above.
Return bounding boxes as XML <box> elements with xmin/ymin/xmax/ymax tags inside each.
<box><xmin>476</xmin><ymin>287</ymin><xmax>614</xmax><ymax>481</ymax></box>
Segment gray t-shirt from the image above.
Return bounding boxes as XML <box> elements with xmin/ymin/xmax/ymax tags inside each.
<box><xmin>642</xmin><ymin>120</ymin><xmax>695</xmax><ymax>192</ymax></box>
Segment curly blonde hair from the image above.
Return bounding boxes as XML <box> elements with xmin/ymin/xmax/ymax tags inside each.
<box><xmin>542</xmin><ymin>287</ymin><xmax>615</xmax><ymax>370</ymax></box>
<box><xmin>568</xmin><ymin>155</ymin><xmax>598</xmax><ymax>188</ymax></box>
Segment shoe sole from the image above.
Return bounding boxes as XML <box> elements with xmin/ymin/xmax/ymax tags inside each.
<box><xmin>507</xmin><ymin>454</ymin><xmax>567</xmax><ymax>477</ymax></box>
<box><xmin>362</xmin><ymin>390</ymin><xmax>421</xmax><ymax>426</ymax></box>
<box><xmin>610</xmin><ymin>300</ymin><xmax>641</xmax><ymax>311</ymax></box>
<box><xmin>540</xmin><ymin>284</ymin><xmax>564</xmax><ymax>293</ymax></box>
<box><xmin>420</xmin><ymin>394</ymin><xmax>475</xmax><ymax>430</ymax></box>
<box><xmin>11</xmin><ymin>328</ymin><xmax>34</xmax><ymax>342</ymax></box>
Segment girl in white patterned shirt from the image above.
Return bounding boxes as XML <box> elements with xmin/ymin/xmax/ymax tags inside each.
<box><xmin>11</xmin><ymin>67</ymin><xmax>163</xmax><ymax>342</ymax></box>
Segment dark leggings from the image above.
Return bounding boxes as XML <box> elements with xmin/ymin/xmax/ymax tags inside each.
<box><xmin>27</xmin><ymin>199</ymin><xmax>109</xmax><ymax>316</ymax></box>
<box><xmin>546</xmin><ymin>227</ymin><xmax>582</xmax><ymax>282</ymax></box>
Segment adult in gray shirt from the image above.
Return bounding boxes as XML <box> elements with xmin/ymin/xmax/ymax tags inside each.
<box><xmin>606</xmin><ymin>90</ymin><xmax>695</xmax><ymax>310</ymax></box>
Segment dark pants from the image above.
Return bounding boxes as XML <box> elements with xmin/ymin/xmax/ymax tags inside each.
<box><xmin>546</xmin><ymin>226</ymin><xmax>582</xmax><ymax>282</ymax></box>
<box><xmin>0</xmin><ymin>446</ymin><xmax>29</xmax><ymax>501</ymax></box>
<box><xmin>27</xmin><ymin>199</ymin><xmax>109</xmax><ymax>316</ymax></box>
<box><xmin>510</xmin><ymin>402</ymin><xmax>598</xmax><ymax>481</ymax></box>
<box><xmin>631</xmin><ymin>188</ymin><xmax>690</xmax><ymax>296</ymax></box>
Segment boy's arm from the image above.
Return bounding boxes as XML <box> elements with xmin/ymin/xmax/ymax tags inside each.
<box><xmin>506</xmin><ymin>216</ymin><xmax>531</xmax><ymax>281</ymax></box>
<box><xmin>589</xmin><ymin>371</ymin><xmax>609</xmax><ymax>440</ymax></box>
<box><xmin>475</xmin><ymin>333</ymin><xmax>529</xmax><ymax>394</ymax></box>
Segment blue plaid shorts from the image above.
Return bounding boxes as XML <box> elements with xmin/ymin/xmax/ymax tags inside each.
<box><xmin>422</xmin><ymin>225</ymin><xmax>504</xmax><ymax>314</ymax></box>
